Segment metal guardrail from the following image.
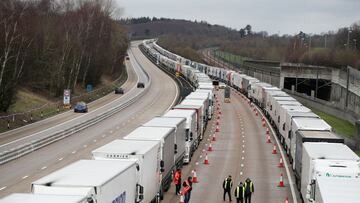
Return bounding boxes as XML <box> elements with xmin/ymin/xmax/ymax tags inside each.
<box><xmin>0</xmin><ymin>50</ymin><xmax>152</xmax><ymax>165</ymax></box>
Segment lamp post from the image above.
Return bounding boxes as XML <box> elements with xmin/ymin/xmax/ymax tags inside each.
<box><xmin>347</xmin><ymin>28</ymin><xmax>352</xmax><ymax>49</ymax></box>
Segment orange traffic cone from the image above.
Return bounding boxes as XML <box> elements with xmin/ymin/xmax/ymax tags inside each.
<box><xmin>262</xmin><ymin>121</ymin><xmax>266</xmax><ymax>127</ymax></box>
<box><xmin>212</xmin><ymin>134</ymin><xmax>216</xmax><ymax>141</ymax></box>
<box><xmin>266</xmin><ymin>128</ymin><xmax>270</xmax><ymax>135</ymax></box>
<box><xmin>279</xmin><ymin>158</ymin><xmax>284</xmax><ymax>168</ymax></box>
<box><xmin>219</xmin><ymin>111</ymin><xmax>222</xmax><ymax>115</ymax></box>
<box><xmin>285</xmin><ymin>197</ymin><xmax>289</xmax><ymax>203</ymax></box>
<box><xmin>255</xmin><ymin>111</ymin><xmax>258</xmax><ymax>116</ymax></box>
<box><xmin>192</xmin><ymin>170</ymin><xmax>198</xmax><ymax>183</ymax></box>
<box><xmin>216</xmin><ymin>125</ymin><xmax>220</xmax><ymax>132</ymax></box>
<box><xmin>179</xmin><ymin>192</ymin><xmax>185</xmax><ymax>203</ymax></box>
<box><xmin>266</xmin><ymin>135</ymin><xmax>271</xmax><ymax>143</ymax></box>
<box><xmin>216</xmin><ymin>119</ymin><xmax>220</xmax><ymax>125</ymax></box>
<box><xmin>272</xmin><ymin>145</ymin><xmax>277</xmax><ymax>154</ymax></box>
<box><xmin>278</xmin><ymin>173</ymin><xmax>284</xmax><ymax>187</ymax></box>
<box><xmin>208</xmin><ymin>142</ymin><xmax>213</xmax><ymax>151</ymax></box>
<box><xmin>204</xmin><ymin>153</ymin><xmax>209</xmax><ymax>164</ymax></box>
<box><xmin>217</xmin><ymin>106</ymin><xmax>220</xmax><ymax>110</ymax></box>
<box><xmin>262</xmin><ymin>116</ymin><xmax>265</xmax><ymax>122</ymax></box>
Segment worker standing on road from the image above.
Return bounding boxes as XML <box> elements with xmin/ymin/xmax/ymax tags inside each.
<box><xmin>183</xmin><ymin>177</ymin><xmax>192</xmax><ymax>203</ymax></box>
<box><xmin>222</xmin><ymin>175</ymin><xmax>233</xmax><ymax>201</ymax></box>
<box><xmin>244</xmin><ymin>178</ymin><xmax>254</xmax><ymax>203</ymax></box>
<box><xmin>174</xmin><ymin>169</ymin><xmax>182</xmax><ymax>195</ymax></box>
<box><xmin>234</xmin><ymin>182</ymin><xmax>245</xmax><ymax>203</ymax></box>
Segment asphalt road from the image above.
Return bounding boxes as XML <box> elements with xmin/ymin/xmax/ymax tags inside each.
<box><xmin>0</xmin><ymin>41</ymin><xmax>179</xmax><ymax>197</ymax></box>
<box><xmin>163</xmin><ymin>88</ymin><xmax>295</xmax><ymax>203</ymax></box>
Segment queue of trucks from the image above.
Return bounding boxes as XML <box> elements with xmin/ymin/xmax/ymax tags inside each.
<box><xmin>2</xmin><ymin>40</ymin><xmax>360</xmax><ymax>203</ymax></box>
<box><xmin>149</xmin><ymin>40</ymin><xmax>360</xmax><ymax>203</ymax></box>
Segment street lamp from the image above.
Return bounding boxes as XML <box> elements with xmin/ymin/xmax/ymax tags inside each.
<box><xmin>353</xmin><ymin>39</ymin><xmax>357</xmax><ymax>50</ymax></box>
<box><xmin>347</xmin><ymin>28</ymin><xmax>352</xmax><ymax>49</ymax></box>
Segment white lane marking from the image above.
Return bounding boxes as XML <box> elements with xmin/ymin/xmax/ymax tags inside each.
<box><xmin>83</xmin><ymin>145</ymin><xmax>87</xmax><ymax>148</ymax></box>
<box><xmin>102</xmin><ymin>134</ymin><xmax>106</xmax><ymax>138</ymax></box>
<box><xmin>242</xmin><ymin>145</ymin><xmax>245</xmax><ymax>148</ymax></box>
<box><xmin>0</xmin><ymin>186</ymin><xmax>7</xmax><ymax>191</ymax></box>
<box><xmin>72</xmin><ymin>151</ymin><xmax>76</xmax><ymax>154</ymax></box>
<box><xmin>58</xmin><ymin>157</ymin><xmax>63</xmax><ymax>161</ymax></box>
<box><xmin>241</xmin><ymin>164</ymin><xmax>244</xmax><ymax>167</ymax></box>
<box><xmin>109</xmin><ymin>130</ymin><xmax>113</xmax><ymax>134</ymax></box>
<box><xmin>254</xmin><ymin>104</ymin><xmax>297</xmax><ymax>203</ymax></box>
<box><xmin>242</xmin><ymin>140</ymin><xmax>245</xmax><ymax>143</ymax></box>
<box><xmin>41</xmin><ymin>166</ymin><xmax>47</xmax><ymax>170</ymax></box>
<box><xmin>93</xmin><ymin>139</ymin><xmax>97</xmax><ymax>143</ymax></box>
<box><xmin>242</xmin><ymin>150</ymin><xmax>245</xmax><ymax>153</ymax></box>
<box><xmin>22</xmin><ymin>175</ymin><xmax>28</xmax><ymax>179</ymax></box>
<box><xmin>240</xmin><ymin>172</ymin><xmax>243</xmax><ymax>176</ymax></box>
<box><xmin>166</xmin><ymin>69</ymin><xmax>180</xmax><ymax>112</ymax></box>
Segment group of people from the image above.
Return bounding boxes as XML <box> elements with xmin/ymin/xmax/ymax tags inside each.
<box><xmin>174</xmin><ymin>170</ymin><xmax>254</xmax><ymax>203</ymax></box>
<box><xmin>223</xmin><ymin>175</ymin><xmax>254</xmax><ymax>203</ymax></box>
<box><xmin>174</xmin><ymin>169</ymin><xmax>192</xmax><ymax>203</ymax></box>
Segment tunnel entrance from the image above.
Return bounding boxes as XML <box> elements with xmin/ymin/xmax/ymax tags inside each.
<box><xmin>283</xmin><ymin>77</ymin><xmax>331</xmax><ymax>101</ymax></box>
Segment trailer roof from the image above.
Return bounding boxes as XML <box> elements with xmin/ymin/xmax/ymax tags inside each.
<box><xmin>287</xmin><ymin>111</ymin><xmax>317</xmax><ymax>118</ymax></box>
<box><xmin>0</xmin><ymin>193</ymin><xmax>86</xmax><ymax>203</ymax></box>
<box><xmin>277</xmin><ymin>101</ymin><xmax>302</xmax><ymax>106</ymax></box>
<box><xmin>293</xmin><ymin>117</ymin><xmax>331</xmax><ymax>131</ymax></box>
<box><xmin>273</xmin><ymin>96</ymin><xmax>296</xmax><ymax>101</ymax></box>
<box><xmin>164</xmin><ymin>109</ymin><xmax>196</xmax><ymax>118</ymax></box>
<box><xmin>174</xmin><ymin>104</ymin><xmax>202</xmax><ymax>109</ymax></box>
<box><xmin>143</xmin><ymin>117</ymin><xmax>186</xmax><ymax>128</ymax></box>
<box><xmin>283</xmin><ymin>105</ymin><xmax>310</xmax><ymax>112</ymax></box>
<box><xmin>92</xmin><ymin>139</ymin><xmax>160</xmax><ymax>156</ymax></box>
<box><xmin>303</xmin><ymin>143</ymin><xmax>358</xmax><ymax>160</ymax></box>
<box><xmin>298</xmin><ymin>130</ymin><xmax>339</xmax><ymax>139</ymax></box>
<box><xmin>32</xmin><ymin>160</ymin><xmax>135</xmax><ymax>187</ymax></box>
<box><xmin>267</xmin><ymin>91</ymin><xmax>288</xmax><ymax>96</ymax></box>
<box><xmin>181</xmin><ymin>99</ymin><xmax>205</xmax><ymax>106</ymax></box>
<box><xmin>316</xmin><ymin>177</ymin><xmax>360</xmax><ymax>203</ymax></box>
<box><xmin>124</xmin><ymin>126</ymin><xmax>175</xmax><ymax>141</ymax></box>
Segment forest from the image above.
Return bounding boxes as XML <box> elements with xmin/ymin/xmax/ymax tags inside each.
<box><xmin>0</xmin><ymin>0</ymin><xmax>128</xmax><ymax>112</ymax></box>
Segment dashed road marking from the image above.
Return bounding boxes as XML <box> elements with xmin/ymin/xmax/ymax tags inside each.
<box><xmin>241</xmin><ymin>157</ymin><xmax>245</xmax><ymax>160</ymax></box>
<box><xmin>41</xmin><ymin>166</ymin><xmax>47</xmax><ymax>170</ymax></box>
<box><xmin>240</xmin><ymin>172</ymin><xmax>243</xmax><ymax>176</ymax></box>
<box><xmin>241</xmin><ymin>164</ymin><xmax>244</xmax><ymax>167</ymax></box>
<box><xmin>0</xmin><ymin>186</ymin><xmax>7</xmax><ymax>191</ymax></box>
<box><xmin>83</xmin><ymin>145</ymin><xmax>87</xmax><ymax>148</ymax></box>
<box><xmin>72</xmin><ymin>150</ymin><xmax>77</xmax><ymax>154</ymax></box>
<box><xmin>22</xmin><ymin>175</ymin><xmax>28</xmax><ymax>179</ymax></box>
<box><xmin>242</xmin><ymin>140</ymin><xmax>245</xmax><ymax>143</ymax></box>
<box><xmin>109</xmin><ymin>130</ymin><xmax>113</xmax><ymax>134</ymax></box>
<box><xmin>102</xmin><ymin>134</ymin><xmax>106</xmax><ymax>138</ymax></box>
<box><xmin>242</xmin><ymin>145</ymin><xmax>245</xmax><ymax>148</ymax></box>
<box><xmin>242</xmin><ymin>150</ymin><xmax>245</xmax><ymax>153</ymax></box>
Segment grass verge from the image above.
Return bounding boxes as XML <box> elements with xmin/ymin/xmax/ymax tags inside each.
<box><xmin>310</xmin><ymin>108</ymin><xmax>355</xmax><ymax>139</ymax></box>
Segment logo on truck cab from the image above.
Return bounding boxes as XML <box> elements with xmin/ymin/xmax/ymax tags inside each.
<box><xmin>112</xmin><ymin>191</ymin><xmax>126</xmax><ymax>203</ymax></box>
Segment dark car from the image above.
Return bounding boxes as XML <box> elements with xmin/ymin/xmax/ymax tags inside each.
<box><xmin>137</xmin><ymin>82</ymin><xmax>145</xmax><ymax>88</ymax></box>
<box><xmin>115</xmin><ymin>87</ymin><xmax>124</xmax><ymax>94</ymax></box>
<box><xmin>74</xmin><ymin>102</ymin><xmax>88</xmax><ymax>113</ymax></box>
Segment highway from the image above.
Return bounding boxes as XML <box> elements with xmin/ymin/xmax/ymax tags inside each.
<box><xmin>163</xmin><ymin>88</ymin><xmax>295</xmax><ymax>203</ymax></box>
<box><xmin>0</xmin><ymin>41</ymin><xmax>179</xmax><ymax>197</ymax></box>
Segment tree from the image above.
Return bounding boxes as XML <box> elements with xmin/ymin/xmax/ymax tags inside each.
<box><xmin>239</xmin><ymin>28</ymin><xmax>245</xmax><ymax>38</ymax></box>
<box><xmin>245</xmin><ymin>24</ymin><xmax>252</xmax><ymax>36</ymax></box>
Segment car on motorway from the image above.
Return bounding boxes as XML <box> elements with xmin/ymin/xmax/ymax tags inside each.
<box><xmin>219</xmin><ymin>82</ymin><xmax>226</xmax><ymax>89</ymax></box>
<box><xmin>74</xmin><ymin>101</ymin><xmax>88</xmax><ymax>113</ymax></box>
<box><xmin>137</xmin><ymin>82</ymin><xmax>145</xmax><ymax>88</ymax></box>
<box><xmin>114</xmin><ymin>87</ymin><xmax>124</xmax><ymax>94</ymax></box>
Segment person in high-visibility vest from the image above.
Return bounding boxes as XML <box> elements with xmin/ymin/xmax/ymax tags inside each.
<box><xmin>234</xmin><ymin>182</ymin><xmax>245</xmax><ymax>203</ymax></box>
<box><xmin>222</xmin><ymin>175</ymin><xmax>233</xmax><ymax>201</ymax></box>
<box><xmin>244</xmin><ymin>178</ymin><xmax>254</xmax><ymax>203</ymax></box>
<box><xmin>174</xmin><ymin>169</ymin><xmax>182</xmax><ymax>195</ymax></box>
<box><xmin>183</xmin><ymin>177</ymin><xmax>192</xmax><ymax>203</ymax></box>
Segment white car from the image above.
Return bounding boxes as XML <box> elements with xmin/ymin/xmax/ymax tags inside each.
<box><xmin>219</xmin><ymin>82</ymin><xmax>226</xmax><ymax>89</ymax></box>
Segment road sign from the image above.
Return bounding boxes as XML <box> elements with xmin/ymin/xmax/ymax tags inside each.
<box><xmin>63</xmin><ymin>89</ymin><xmax>71</xmax><ymax>107</ymax></box>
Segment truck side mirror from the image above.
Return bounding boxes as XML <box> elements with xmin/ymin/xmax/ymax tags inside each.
<box><xmin>87</xmin><ymin>197</ymin><xmax>94</xmax><ymax>203</ymax></box>
<box><xmin>174</xmin><ymin>144</ymin><xmax>178</xmax><ymax>154</ymax></box>
<box><xmin>136</xmin><ymin>184</ymin><xmax>144</xmax><ymax>203</ymax></box>
<box><xmin>190</xmin><ymin>132</ymin><xmax>193</xmax><ymax>141</ymax></box>
<box><xmin>160</xmin><ymin>160</ymin><xmax>165</xmax><ymax>172</ymax></box>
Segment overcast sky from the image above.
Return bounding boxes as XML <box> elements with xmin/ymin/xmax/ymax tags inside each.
<box><xmin>115</xmin><ymin>0</ymin><xmax>360</xmax><ymax>35</ymax></box>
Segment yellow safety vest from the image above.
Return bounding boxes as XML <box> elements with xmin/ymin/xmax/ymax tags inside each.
<box><xmin>244</xmin><ymin>181</ymin><xmax>253</xmax><ymax>192</ymax></box>
<box><xmin>235</xmin><ymin>186</ymin><xmax>244</xmax><ymax>198</ymax></box>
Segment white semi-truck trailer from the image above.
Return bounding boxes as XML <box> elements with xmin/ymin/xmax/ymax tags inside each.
<box><xmin>300</xmin><ymin>142</ymin><xmax>360</xmax><ymax>203</ymax></box>
<box><xmin>32</xmin><ymin>160</ymin><xmax>143</xmax><ymax>203</ymax></box>
<box><xmin>92</xmin><ymin>140</ymin><xmax>161</xmax><ymax>203</ymax></box>
<box><xmin>163</xmin><ymin>109</ymin><xmax>197</xmax><ymax>163</ymax></box>
<box><xmin>142</xmin><ymin>117</ymin><xmax>186</xmax><ymax>169</ymax></box>
<box><xmin>123</xmin><ymin>126</ymin><xmax>176</xmax><ymax>196</ymax></box>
